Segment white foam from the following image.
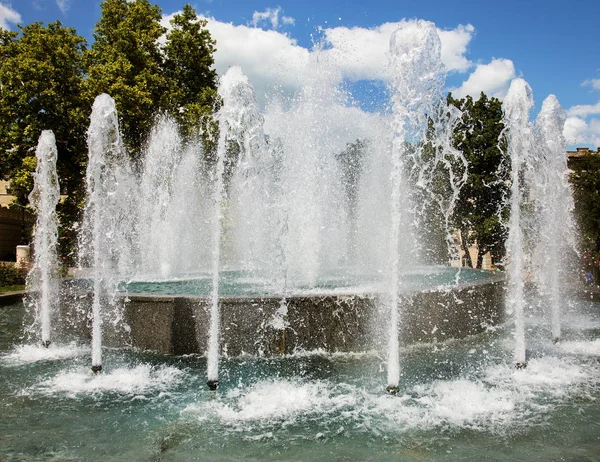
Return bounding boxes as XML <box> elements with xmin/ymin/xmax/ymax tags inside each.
<box><xmin>28</xmin><ymin>364</ymin><xmax>185</xmax><ymax>398</ymax></box>
<box><xmin>483</xmin><ymin>355</ymin><xmax>595</xmax><ymax>405</ymax></box>
<box><xmin>185</xmin><ymin>380</ymin><xmax>356</xmax><ymax>425</ymax></box>
<box><xmin>182</xmin><ymin>352</ymin><xmax>600</xmax><ymax>436</ymax></box>
<box><xmin>2</xmin><ymin>343</ymin><xmax>90</xmax><ymax>365</ymax></box>
<box><xmin>558</xmin><ymin>339</ymin><xmax>600</xmax><ymax>356</ymax></box>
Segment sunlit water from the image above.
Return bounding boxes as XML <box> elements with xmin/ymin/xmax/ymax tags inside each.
<box><xmin>70</xmin><ymin>267</ymin><xmax>495</xmax><ymax>298</ymax></box>
<box><xmin>1</xmin><ymin>298</ymin><xmax>599</xmax><ymax>461</ymax></box>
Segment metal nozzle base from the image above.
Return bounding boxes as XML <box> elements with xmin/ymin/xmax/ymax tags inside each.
<box><xmin>207</xmin><ymin>380</ymin><xmax>219</xmax><ymax>391</ymax></box>
<box><xmin>386</xmin><ymin>385</ymin><xmax>400</xmax><ymax>395</ymax></box>
<box><xmin>515</xmin><ymin>362</ymin><xmax>527</xmax><ymax>370</ymax></box>
<box><xmin>91</xmin><ymin>365</ymin><xmax>103</xmax><ymax>374</ymax></box>
<box><xmin>42</xmin><ymin>340</ymin><xmax>51</xmax><ymax>349</ymax></box>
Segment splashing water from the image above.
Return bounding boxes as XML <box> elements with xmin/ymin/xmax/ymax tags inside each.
<box><xmin>207</xmin><ymin>67</ymin><xmax>276</xmax><ymax>387</ymax></box>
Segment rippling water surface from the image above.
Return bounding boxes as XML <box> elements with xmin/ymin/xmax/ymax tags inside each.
<box><xmin>1</xmin><ymin>297</ymin><xmax>599</xmax><ymax>461</ymax></box>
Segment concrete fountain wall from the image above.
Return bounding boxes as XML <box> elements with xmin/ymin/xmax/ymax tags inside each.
<box><xmin>113</xmin><ymin>273</ymin><xmax>506</xmax><ymax>356</ymax></box>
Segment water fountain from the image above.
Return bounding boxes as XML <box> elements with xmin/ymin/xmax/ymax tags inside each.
<box><xmin>385</xmin><ymin>20</ymin><xmax>467</xmax><ymax>393</ymax></box>
<box><xmin>56</xmin><ymin>23</ymin><xmax>503</xmax><ymax>378</ymax></box>
<box><xmin>2</xmin><ymin>20</ymin><xmax>598</xmax><ymax>462</ymax></box>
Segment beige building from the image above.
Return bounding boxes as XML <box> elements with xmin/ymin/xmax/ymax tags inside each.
<box><xmin>0</xmin><ymin>180</ymin><xmax>14</xmax><ymax>208</ymax></box>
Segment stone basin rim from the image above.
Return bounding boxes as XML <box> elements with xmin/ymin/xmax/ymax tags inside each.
<box><xmin>117</xmin><ymin>272</ymin><xmax>506</xmax><ymax>303</ymax></box>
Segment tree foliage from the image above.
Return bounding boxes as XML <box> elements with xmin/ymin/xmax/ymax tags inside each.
<box><xmin>163</xmin><ymin>4</ymin><xmax>218</xmax><ymax>141</ymax></box>
<box><xmin>570</xmin><ymin>153</ymin><xmax>600</xmax><ymax>253</ymax></box>
<box><xmin>0</xmin><ymin>1</ymin><xmax>219</xmax><ymax>262</ymax></box>
<box><xmin>84</xmin><ymin>0</ymin><xmax>167</xmax><ymax>156</ymax></box>
<box><xmin>0</xmin><ymin>21</ymin><xmax>88</xmax><ymax>261</ymax></box>
<box><xmin>84</xmin><ymin>1</ymin><xmax>218</xmax><ymax>154</ymax></box>
<box><xmin>0</xmin><ymin>21</ymin><xmax>88</xmax><ymax>185</ymax></box>
<box><xmin>447</xmin><ymin>92</ymin><xmax>509</xmax><ymax>268</ymax></box>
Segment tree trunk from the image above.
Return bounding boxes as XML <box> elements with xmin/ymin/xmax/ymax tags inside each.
<box><xmin>476</xmin><ymin>250</ymin><xmax>484</xmax><ymax>270</ymax></box>
<box><xmin>461</xmin><ymin>230</ymin><xmax>474</xmax><ymax>268</ymax></box>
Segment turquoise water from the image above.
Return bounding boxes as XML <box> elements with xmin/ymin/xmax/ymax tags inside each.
<box><xmin>1</xmin><ymin>298</ymin><xmax>599</xmax><ymax>461</ymax></box>
<box><xmin>116</xmin><ymin>266</ymin><xmax>496</xmax><ymax>297</ymax></box>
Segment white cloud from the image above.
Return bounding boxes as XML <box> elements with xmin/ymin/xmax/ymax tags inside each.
<box><xmin>582</xmin><ymin>78</ymin><xmax>600</xmax><ymax>90</ymax></box>
<box><xmin>437</xmin><ymin>24</ymin><xmax>474</xmax><ymax>73</ymax></box>
<box><xmin>161</xmin><ymin>14</ymin><xmax>474</xmax><ymax>106</ymax></box>
<box><xmin>0</xmin><ymin>3</ymin><xmax>21</xmax><ymax>29</ymax></box>
<box><xmin>451</xmin><ymin>58</ymin><xmax>516</xmax><ymax>100</ymax></box>
<box><xmin>564</xmin><ymin>116</ymin><xmax>600</xmax><ymax>147</ymax></box>
<box><xmin>251</xmin><ymin>7</ymin><xmax>294</xmax><ymax>30</ymax></box>
<box><xmin>319</xmin><ymin>21</ymin><xmax>475</xmax><ymax>81</ymax></box>
<box><xmin>567</xmin><ymin>100</ymin><xmax>600</xmax><ymax>118</ymax></box>
<box><xmin>56</xmin><ymin>0</ymin><xmax>70</xmax><ymax>14</ymax></box>
<box><xmin>159</xmin><ymin>13</ymin><xmax>310</xmax><ymax>100</ymax></box>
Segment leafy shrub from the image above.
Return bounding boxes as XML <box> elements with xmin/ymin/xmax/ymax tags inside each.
<box><xmin>0</xmin><ymin>262</ymin><xmax>28</xmax><ymax>287</ymax></box>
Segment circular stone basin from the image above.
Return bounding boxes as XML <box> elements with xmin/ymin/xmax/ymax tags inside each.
<box><xmin>64</xmin><ymin>267</ymin><xmax>505</xmax><ymax>356</ymax></box>
<box><xmin>119</xmin><ymin>266</ymin><xmax>497</xmax><ymax>297</ymax></box>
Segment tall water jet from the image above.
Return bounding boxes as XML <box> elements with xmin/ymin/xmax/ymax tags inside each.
<box><xmin>226</xmin><ymin>70</ymin><xmax>279</xmax><ymax>275</ymax></box>
<box><xmin>503</xmin><ymin>78</ymin><xmax>535</xmax><ymax>368</ymax></box>
<box><xmin>137</xmin><ymin>116</ymin><xmax>183</xmax><ymax>278</ymax></box>
<box><xmin>386</xmin><ymin>20</ymin><xmax>447</xmax><ymax>392</ymax></box>
<box><xmin>79</xmin><ymin>94</ymin><xmax>135</xmax><ymax>373</ymax></box>
<box><xmin>27</xmin><ymin>130</ymin><xmax>60</xmax><ymax>348</ymax></box>
<box><xmin>134</xmin><ymin>117</ymin><xmax>212</xmax><ymax>280</ymax></box>
<box><xmin>534</xmin><ymin>95</ymin><xmax>574</xmax><ymax>342</ymax></box>
<box><xmin>265</xmin><ymin>60</ymin><xmax>349</xmax><ymax>286</ymax></box>
<box><xmin>206</xmin><ymin>67</ymin><xmax>252</xmax><ymax>389</ymax></box>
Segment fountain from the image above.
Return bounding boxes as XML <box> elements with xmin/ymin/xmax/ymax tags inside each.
<box><xmin>1</xmin><ymin>19</ymin><xmax>598</xmax><ymax>461</ymax></box>
<box><xmin>44</xmin><ymin>23</ymin><xmax>504</xmax><ymax>376</ymax></box>
<box><xmin>385</xmin><ymin>20</ymin><xmax>467</xmax><ymax>393</ymax></box>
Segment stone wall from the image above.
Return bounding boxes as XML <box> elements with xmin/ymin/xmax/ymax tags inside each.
<box><xmin>118</xmin><ymin>274</ymin><xmax>505</xmax><ymax>356</ymax></box>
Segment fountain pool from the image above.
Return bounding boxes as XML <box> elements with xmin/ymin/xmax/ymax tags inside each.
<box><xmin>2</xmin><ymin>297</ymin><xmax>600</xmax><ymax>460</ymax></box>
<box><xmin>71</xmin><ymin>266</ymin><xmax>497</xmax><ymax>297</ymax></box>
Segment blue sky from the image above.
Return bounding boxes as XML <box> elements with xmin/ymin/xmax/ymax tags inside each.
<box><xmin>2</xmin><ymin>0</ymin><xmax>600</xmax><ymax>147</ymax></box>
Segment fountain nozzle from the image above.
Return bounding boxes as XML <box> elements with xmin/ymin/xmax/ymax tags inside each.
<box><xmin>386</xmin><ymin>385</ymin><xmax>400</xmax><ymax>395</ymax></box>
<box><xmin>42</xmin><ymin>340</ymin><xmax>51</xmax><ymax>348</ymax></box>
<box><xmin>515</xmin><ymin>362</ymin><xmax>527</xmax><ymax>370</ymax></box>
<box><xmin>207</xmin><ymin>380</ymin><xmax>219</xmax><ymax>391</ymax></box>
<box><xmin>552</xmin><ymin>337</ymin><xmax>561</xmax><ymax>344</ymax></box>
<box><xmin>91</xmin><ymin>365</ymin><xmax>102</xmax><ymax>374</ymax></box>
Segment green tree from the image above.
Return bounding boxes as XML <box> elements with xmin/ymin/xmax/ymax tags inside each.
<box><xmin>84</xmin><ymin>0</ymin><xmax>167</xmax><ymax>156</ymax></box>
<box><xmin>570</xmin><ymin>152</ymin><xmax>600</xmax><ymax>280</ymax></box>
<box><xmin>447</xmin><ymin>92</ymin><xmax>509</xmax><ymax>268</ymax></box>
<box><xmin>163</xmin><ymin>3</ymin><xmax>218</xmax><ymax>141</ymax></box>
<box><xmin>0</xmin><ymin>21</ymin><xmax>88</xmax><ymax>259</ymax></box>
